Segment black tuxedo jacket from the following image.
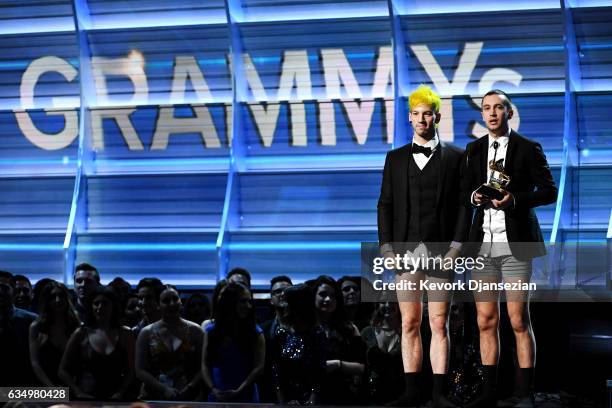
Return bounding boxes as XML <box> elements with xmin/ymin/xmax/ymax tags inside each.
<box><xmin>377</xmin><ymin>142</ymin><xmax>470</xmax><ymax>251</ymax></box>
<box><xmin>460</xmin><ymin>130</ymin><xmax>558</xmax><ymax>260</ymax></box>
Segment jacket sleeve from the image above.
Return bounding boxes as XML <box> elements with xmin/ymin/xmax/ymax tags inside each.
<box><xmin>512</xmin><ymin>143</ymin><xmax>558</xmax><ymax>209</ymax></box>
<box><xmin>377</xmin><ymin>152</ymin><xmax>394</xmax><ymax>247</ymax></box>
<box><xmin>453</xmin><ymin>151</ymin><xmax>472</xmax><ymax>243</ymax></box>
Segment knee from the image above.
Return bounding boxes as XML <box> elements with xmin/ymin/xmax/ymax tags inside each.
<box><xmin>477</xmin><ymin>313</ymin><xmax>499</xmax><ymax>333</ymax></box>
<box><xmin>509</xmin><ymin>312</ymin><xmax>530</xmax><ymax>334</ymax></box>
<box><xmin>429</xmin><ymin>314</ymin><xmax>448</xmax><ymax>338</ymax></box>
<box><xmin>401</xmin><ymin>316</ymin><xmax>421</xmax><ymax>336</ymax></box>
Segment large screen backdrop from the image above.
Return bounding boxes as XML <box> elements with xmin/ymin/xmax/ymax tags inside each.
<box><xmin>0</xmin><ymin>0</ymin><xmax>610</xmax><ymax>288</ymax></box>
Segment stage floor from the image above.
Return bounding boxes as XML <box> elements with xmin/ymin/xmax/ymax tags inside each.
<box><xmin>3</xmin><ymin>393</ymin><xmax>603</xmax><ymax>408</ymax></box>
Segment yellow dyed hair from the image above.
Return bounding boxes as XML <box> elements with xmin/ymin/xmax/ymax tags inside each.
<box><xmin>409</xmin><ymin>85</ymin><xmax>441</xmax><ymax>113</ymax></box>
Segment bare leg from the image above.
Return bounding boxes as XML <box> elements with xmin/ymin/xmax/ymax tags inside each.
<box><xmin>475</xmin><ymin>301</ymin><xmax>500</xmax><ymax>365</ymax></box>
<box><xmin>504</xmin><ymin>279</ymin><xmax>535</xmax><ymax>368</ymax></box>
<box><xmin>398</xmin><ymin>300</ymin><xmax>423</xmax><ymax>372</ymax></box>
<box><xmin>428</xmin><ymin>301</ymin><xmax>450</xmax><ymax>374</ymax></box>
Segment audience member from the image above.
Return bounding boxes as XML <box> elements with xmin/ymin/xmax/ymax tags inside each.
<box><xmin>361</xmin><ymin>293</ymin><xmax>404</xmax><ymax>404</ymax></box>
<box><xmin>202</xmin><ymin>282</ymin><xmax>264</xmax><ymax>403</ymax></box>
<box><xmin>133</xmin><ymin>278</ymin><xmax>164</xmax><ymax>336</ymax></box>
<box><xmin>313</xmin><ymin>275</ymin><xmax>366</xmax><ymax>405</ymax></box>
<box><xmin>227</xmin><ymin>267</ymin><xmax>251</xmax><ymax>288</ymax></box>
<box><xmin>73</xmin><ymin>263</ymin><xmax>101</xmax><ymax>322</ymax></box>
<box><xmin>13</xmin><ymin>274</ymin><xmax>34</xmax><ymax>311</ymax></box>
<box><xmin>122</xmin><ymin>294</ymin><xmax>141</xmax><ymax>328</ymax></box>
<box><xmin>59</xmin><ymin>286</ymin><xmax>135</xmax><ymax>400</ymax></box>
<box><xmin>338</xmin><ymin>275</ymin><xmax>374</xmax><ymax>331</ymax></box>
<box><xmin>261</xmin><ymin>275</ymin><xmax>292</xmax><ymax>339</ymax></box>
<box><xmin>259</xmin><ymin>275</ymin><xmax>293</xmax><ymax>402</ymax></box>
<box><xmin>30</xmin><ymin>281</ymin><xmax>81</xmax><ymax>386</ymax></box>
<box><xmin>182</xmin><ymin>292</ymin><xmax>211</xmax><ymax>326</ymax></box>
<box><xmin>136</xmin><ymin>285</ymin><xmax>204</xmax><ymax>400</ymax></box>
<box><xmin>31</xmin><ymin>278</ymin><xmax>54</xmax><ymax>313</ymax></box>
<box><xmin>0</xmin><ymin>270</ymin><xmax>38</xmax><ymax>386</ymax></box>
<box><xmin>109</xmin><ymin>277</ymin><xmax>132</xmax><ymax>304</ymax></box>
<box><xmin>271</xmin><ymin>284</ymin><xmax>326</xmax><ymax>405</ymax></box>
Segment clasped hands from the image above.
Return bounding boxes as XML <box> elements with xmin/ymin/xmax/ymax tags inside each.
<box><xmin>473</xmin><ymin>189</ymin><xmax>514</xmax><ymax>209</ymax></box>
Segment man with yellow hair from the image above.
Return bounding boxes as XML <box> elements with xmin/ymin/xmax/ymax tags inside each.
<box><xmin>377</xmin><ymin>85</ymin><xmax>469</xmax><ymax>407</ymax></box>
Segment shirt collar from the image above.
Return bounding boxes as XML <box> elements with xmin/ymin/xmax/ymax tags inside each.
<box><xmin>488</xmin><ymin>128</ymin><xmax>511</xmax><ymax>149</ymax></box>
<box><xmin>412</xmin><ymin>134</ymin><xmax>439</xmax><ymax>150</ymax></box>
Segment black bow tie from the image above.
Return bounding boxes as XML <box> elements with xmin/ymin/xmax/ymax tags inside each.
<box><xmin>412</xmin><ymin>144</ymin><xmax>433</xmax><ymax>157</ymax></box>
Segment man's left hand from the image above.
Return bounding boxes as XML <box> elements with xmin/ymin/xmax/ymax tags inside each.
<box><xmin>491</xmin><ymin>190</ymin><xmax>514</xmax><ymax>209</ymax></box>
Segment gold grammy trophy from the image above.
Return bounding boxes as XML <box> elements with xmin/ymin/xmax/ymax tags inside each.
<box><xmin>476</xmin><ymin>158</ymin><xmax>510</xmax><ymax>200</ymax></box>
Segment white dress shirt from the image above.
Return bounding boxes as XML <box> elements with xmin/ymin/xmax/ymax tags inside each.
<box><xmin>412</xmin><ymin>134</ymin><xmax>439</xmax><ymax>170</ymax></box>
<box><xmin>473</xmin><ymin>129</ymin><xmax>513</xmax><ymax>257</ymax></box>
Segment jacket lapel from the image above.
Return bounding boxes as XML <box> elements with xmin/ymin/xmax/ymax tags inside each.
<box><xmin>397</xmin><ymin>144</ymin><xmax>411</xmax><ymax>203</ymax></box>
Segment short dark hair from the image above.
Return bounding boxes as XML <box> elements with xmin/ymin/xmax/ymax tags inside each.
<box><xmin>270</xmin><ymin>275</ymin><xmax>292</xmax><ymax>288</ymax></box>
<box><xmin>75</xmin><ymin>263</ymin><xmax>100</xmax><ymax>282</ymax></box>
<box><xmin>338</xmin><ymin>276</ymin><xmax>360</xmax><ymax>287</ymax></box>
<box><xmin>227</xmin><ymin>267</ymin><xmax>251</xmax><ymax>286</ymax></box>
<box><xmin>0</xmin><ymin>270</ymin><xmax>15</xmax><ymax>287</ymax></box>
<box><xmin>158</xmin><ymin>284</ymin><xmax>179</xmax><ymax>303</ymax></box>
<box><xmin>482</xmin><ymin>89</ymin><xmax>513</xmax><ymax>110</ymax></box>
<box><xmin>136</xmin><ymin>277</ymin><xmax>164</xmax><ymax>300</ymax></box>
<box><xmin>13</xmin><ymin>275</ymin><xmax>32</xmax><ymax>287</ymax></box>
<box><xmin>108</xmin><ymin>277</ymin><xmax>131</xmax><ymax>294</ymax></box>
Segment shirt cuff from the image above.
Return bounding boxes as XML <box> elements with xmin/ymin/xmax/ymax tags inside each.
<box><xmin>450</xmin><ymin>241</ymin><xmax>462</xmax><ymax>250</ymax></box>
<box><xmin>471</xmin><ymin>190</ymin><xmax>482</xmax><ymax>207</ymax></box>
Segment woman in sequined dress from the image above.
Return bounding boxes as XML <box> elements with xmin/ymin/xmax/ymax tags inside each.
<box><xmin>271</xmin><ymin>284</ymin><xmax>326</xmax><ymax>405</ymax></box>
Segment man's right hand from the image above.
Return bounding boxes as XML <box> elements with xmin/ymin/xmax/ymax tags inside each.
<box><xmin>473</xmin><ymin>192</ymin><xmax>490</xmax><ymax>206</ymax></box>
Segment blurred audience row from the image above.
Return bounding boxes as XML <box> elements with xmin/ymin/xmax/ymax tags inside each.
<box><xmin>0</xmin><ymin>266</ymin><xmax>402</xmax><ymax>405</ymax></box>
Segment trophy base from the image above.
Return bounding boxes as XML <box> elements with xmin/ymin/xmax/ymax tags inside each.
<box><xmin>475</xmin><ymin>184</ymin><xmax>506</xmax><ymax>201</ymax></box>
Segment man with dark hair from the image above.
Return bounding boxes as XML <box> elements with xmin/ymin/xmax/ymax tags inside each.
<box><xmin>227</xmin><ymin>267</ymin><xmax>252</xmax><ymax>288</ymax></box>
<box><xmin>264</xmin><ymin>275</ymin><xmax>293</xmax><ymax>337</ymax></box>
<box><xmin>73</xmin><ymin>262</ymin><xmax>101</xmax><ymax>322</ymax></box>
<box><xmin>133</xmin><ymin>277</ymin><xmax>164</xmax><ymax>336</ymax></box>
<box><xmin>13</xmin><ymin>274</ymin><xmax>34</xmax><ymax>311</ymax></box>
<box><xmin>461</xmin><ymin>90</ymin><xmax>557</xmax><ymax>408</ymax></box>
<box><xmin>259</xmin><ymin>275</ymin><xmax>293</xmax><ymax>402</ymax></box>
<box><xmin>378</xmin><ymin>85</ymin><xmax>469</xmax><ymax>408</ymax></box>
<box><xmin>0</xmin><ymin>270</ymin><xmax>37</xmax><ymax>386</ymax></box>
